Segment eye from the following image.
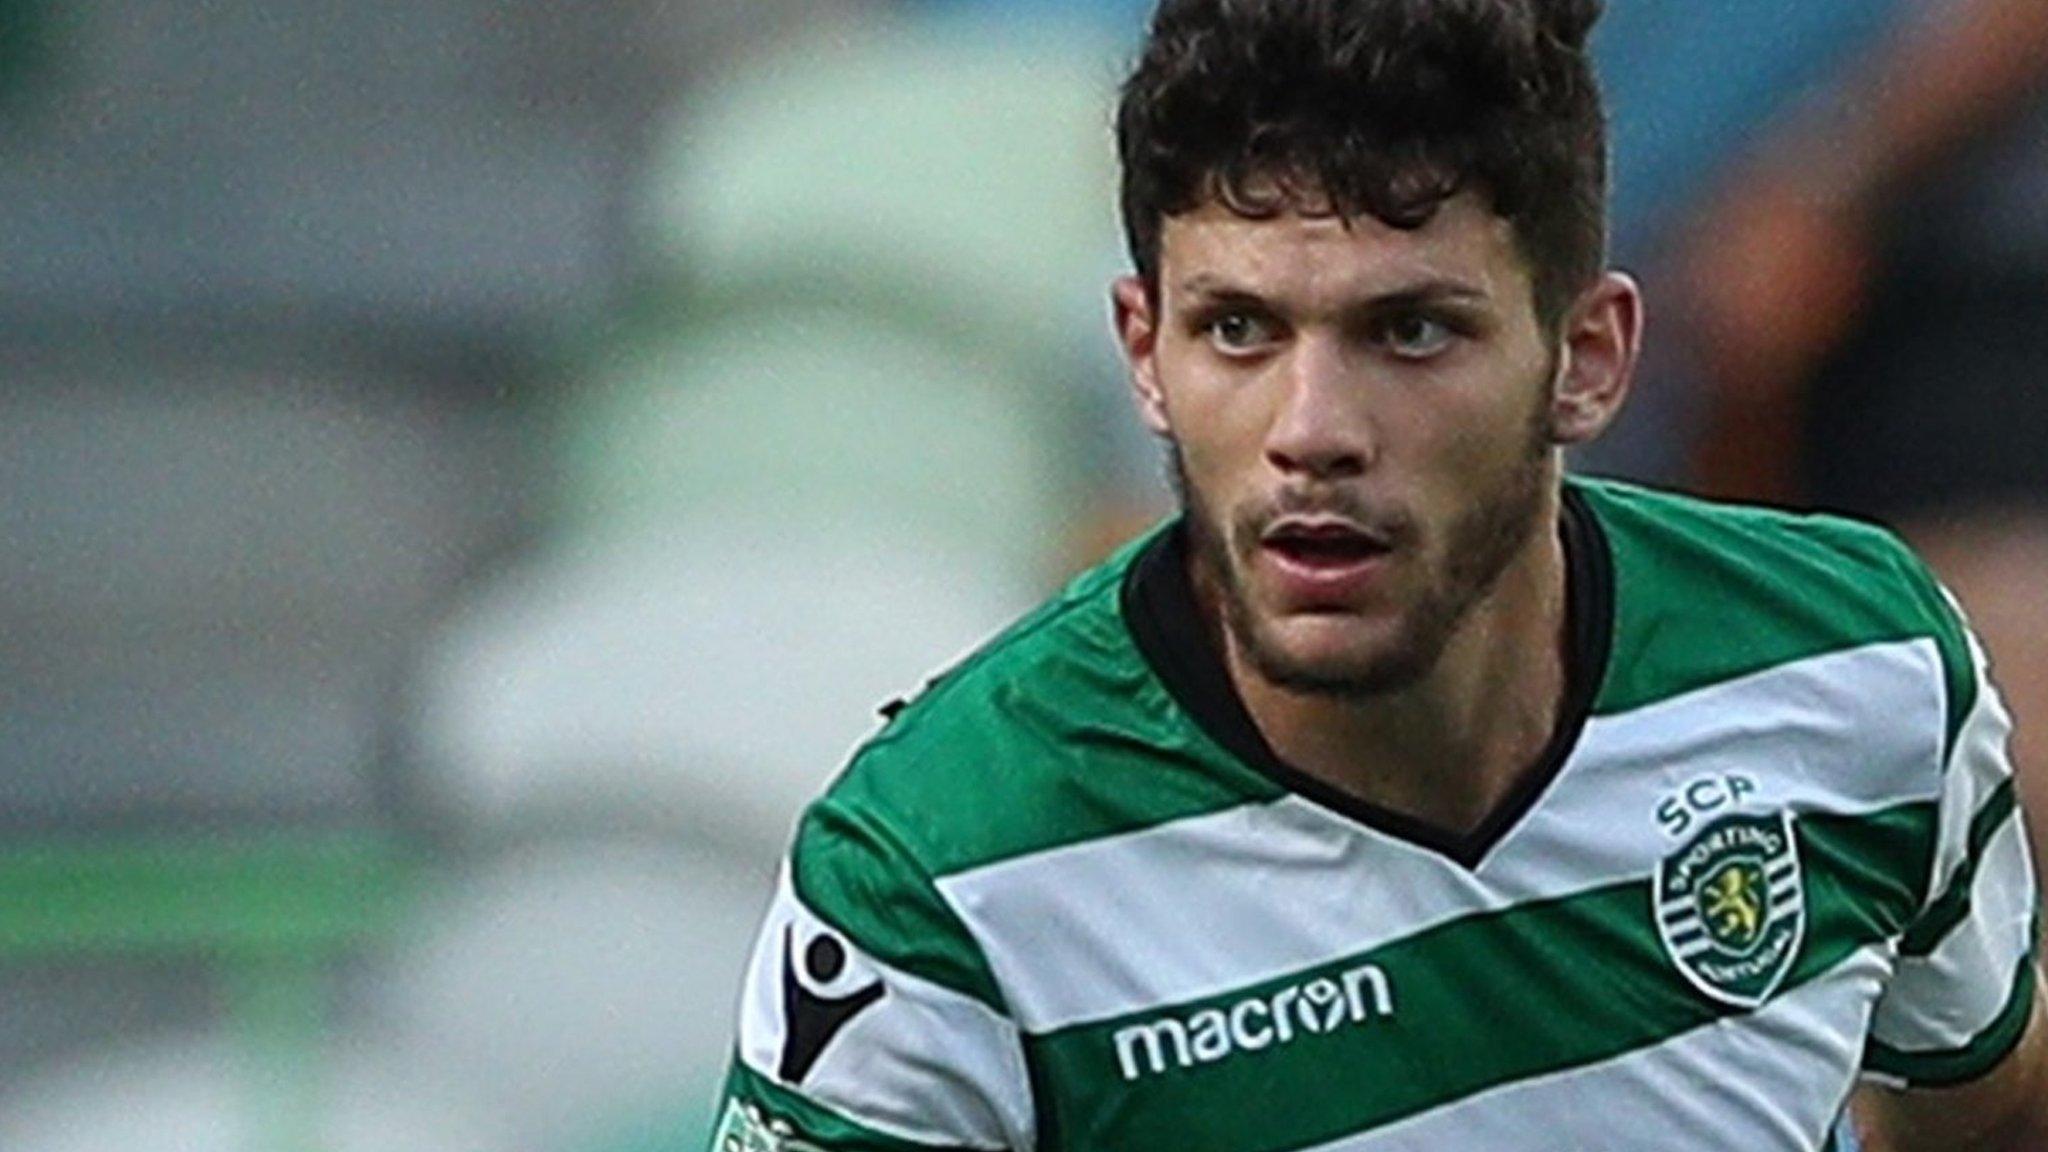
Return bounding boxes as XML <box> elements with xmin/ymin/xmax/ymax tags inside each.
<box><xmin>1205</xmin><ymin>311</ymin><xmax>1280</xmax><ymax>355</ymax></box>
<box><xmin>1377</xmin><ymin>313</ymin><xmax>1457</xmax><ymax>360</ymax></box>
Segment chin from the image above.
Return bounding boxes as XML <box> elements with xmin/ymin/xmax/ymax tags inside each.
<box><xmin>1241</xmin><ymin>613</ymin><xmax>1436</xmax><ymax>699</ymax></box>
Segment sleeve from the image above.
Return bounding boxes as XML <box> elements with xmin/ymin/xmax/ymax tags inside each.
<box><xmin>709</xmin><ymin>799</ymin><xmax>1035</xmax><ymax>1151</ymax></box>
<box><xmin>1863</xmin><ymin>623</ymin><xmax>2041</xmax><ymax>1089</ymax></box>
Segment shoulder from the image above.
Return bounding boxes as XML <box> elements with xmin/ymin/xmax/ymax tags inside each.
<box><xmin>809</xmin><ymin>529</ymin><xmax>1167</xmax><ymax>858</ymax></box>
<box><xmin>781</xmin><ymin>529</ymin><xmax>1194</xmax><ymax>1010</ymax></box>
<box><xmin>790</xmin><ymin>524</ymin><xmax>1225</xmax><ymax>902</ymax></box>
<box><xmin>1572</xmin><ymin>477</ymin><xmax>1972</xmax><ymax>738</ymax></box>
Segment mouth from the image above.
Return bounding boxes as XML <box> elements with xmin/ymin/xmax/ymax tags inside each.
<box><xmin>1259</xmin><ymin>518</ymin><xmax>1394</xmax><ymax>571</ymax></box>
<box><xmin>1253</xmin><ymin>516</ymin><xmax>1400</xmax><ymax>606</ymax></box>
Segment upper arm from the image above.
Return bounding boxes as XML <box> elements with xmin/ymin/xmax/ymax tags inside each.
<box><xmin>711</xmin><ymin>800</ymin><xmax>1035</xmax><ymax>1152</ymax></box>
<box><xmin>1855</xmin><ymin>618</ymin><xmax>2044</xmax><ymax>1150</ymax></box>
<box><xmin>1854</xmin><ymin>983</ymin><xmax>2048</xmax><ymax>1152</ymax></box>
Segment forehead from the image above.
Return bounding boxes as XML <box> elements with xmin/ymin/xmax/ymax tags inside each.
<box><xmin>1157</xmin><ymin>192</ymin><xmax>1531</xmax><ymax>307</ymax></box>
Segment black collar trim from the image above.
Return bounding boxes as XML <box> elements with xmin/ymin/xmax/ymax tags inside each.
<box><xmin>1119</xmin><ymin>485</ymin><xmax>1615</xmax><ymax>870</ymax></box>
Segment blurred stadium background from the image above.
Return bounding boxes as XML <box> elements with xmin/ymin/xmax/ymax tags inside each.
<box><xmin>0</xmin><ymin>0</ymin><xmax>2040</xmax><ymax>1148</ymax></box>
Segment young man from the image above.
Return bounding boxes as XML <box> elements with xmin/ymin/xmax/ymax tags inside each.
<box><xmin>707</xmin><ymin>1</ymin><xmax>2046</xmax><ymax>1148</ymax></box>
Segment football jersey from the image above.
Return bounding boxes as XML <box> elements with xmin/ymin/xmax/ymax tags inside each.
<box><xmin>710</xmin><ymin>478</ymin><xmax>2038</xmax><ymax>1152</ymax></box>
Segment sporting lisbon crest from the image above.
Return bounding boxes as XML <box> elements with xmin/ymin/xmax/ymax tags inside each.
<box><xmin>1654</xmin><ymin>810</ymin><xmax>1805</xmax><ymax>1008</ymax></box>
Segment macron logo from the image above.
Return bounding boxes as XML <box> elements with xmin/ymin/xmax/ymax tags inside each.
<box><xmin>1112</xmin><ymin>964</ymin><xmax>1396</xmax><ymax>1082</ymax></box>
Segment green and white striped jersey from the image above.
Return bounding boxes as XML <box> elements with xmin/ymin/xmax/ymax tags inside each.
<box><xmin>711</xmin><ymin>478</ymin><xmax>2038</xmax><ymax>1152</ymax></box>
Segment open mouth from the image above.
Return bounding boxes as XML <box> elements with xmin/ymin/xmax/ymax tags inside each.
<box><xmin>1260</xmin><ymin>520</ymin><xmax>1393</xmax><ymax>570</ymax></box>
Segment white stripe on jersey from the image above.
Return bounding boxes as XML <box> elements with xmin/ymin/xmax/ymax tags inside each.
<box><xmin>936</xmin><ymin>639</ymin><xmax>1946</xmax><ymax>1034</ymax></box>
<box><xmin>1871</xmin><ymin>814</ymin><xmax>2037</xmax><ymax>1055</ymax></box>
<box><xmin>736</xmin><ymin>871</ymin><xmax>1034</xmax><ymax>1150</ymax></box>
<box><xmin>1309</xmin><ymin>944</ymin><xmax>1891</xmax><ymax>1152</ymax></box>
<box><xmin>1924</xmin><ymin>630</ymin><xmax>2018</xmax><ymax>917</ymax></box>
<box><xmin>1866</xmin><ymin>625</ymin><xmax>2035</xmax><ymax>1062</ymax></box>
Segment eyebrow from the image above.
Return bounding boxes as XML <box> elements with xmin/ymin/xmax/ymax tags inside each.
<box><xmin>1173</xmin><ymin>273</ymin><xmax>1492</xmax><ymax>307</ymax></box>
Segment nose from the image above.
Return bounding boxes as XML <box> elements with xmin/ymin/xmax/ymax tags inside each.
<box><xmin>1263</xmin><ymin>337</ymin><xmax>1375</xmax><ymax>480</ymax></box>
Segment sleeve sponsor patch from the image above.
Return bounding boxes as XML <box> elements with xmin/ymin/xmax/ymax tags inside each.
<box><xmin>778</xmin><ymin>922</ymin><xmax>887</xmax><ymax>1084</ymax></box>
<box><xmin>712</xmin><ymin>1097</ymin><xmax>824</xmax><ymax>1152</ymax></box>
<box><xmin>730</xmin><ymin>868</ymin><xmax>1034</xmax><ymax>1150</ymax></box>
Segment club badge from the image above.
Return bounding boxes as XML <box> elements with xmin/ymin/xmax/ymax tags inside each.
<box><xmin>1654</xmin><ymin>810</ymin><xmax>1806</xmax><ymax>1008</ymax></box>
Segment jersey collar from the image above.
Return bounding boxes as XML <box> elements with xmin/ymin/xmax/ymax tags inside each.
<box><xmin>1120</xmin><ymin>482</ymin><xmax>1616</xmax><ymax>869</ymax></box>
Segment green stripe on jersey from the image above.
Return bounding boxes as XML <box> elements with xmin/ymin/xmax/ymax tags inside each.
<box><xmin>806</xmin><ymin>524</ymin><xmax>1285</xmax><ymax>882</ymax></box>
<box><xmin>1575</xmin><ymin>480</ymin><xmax>1973</xmax><ymax>749</ymax></box>
<box><xmin>716</xmin><ymin>1058</ymin><xmax>985</xmax><ymax>1152</ymax></box>
<box><xmin>1024</xmin><ymin>803</ymin><xmax>1931</xmax><ymax>1151</ymax></box>
<box><xmin>791</xmin><ymin>799</ymin><xmax>1008</xmax><ymax>1012</ymax></box>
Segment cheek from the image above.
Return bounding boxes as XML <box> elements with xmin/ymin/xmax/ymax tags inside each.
<box><xmin>1397</xmin><ymin>387</ymin><xmax>1544</xmax><ymax>515</ymax></box>
<box><xmin>1154</xmin><ymin>352</ymin><xmax>1271</xmax><ymax>469</ymax></box>
<box><xmin>1438</xmin><ymin>413</ymin><xmax>1522</xmax><ymax>472</ymax></box>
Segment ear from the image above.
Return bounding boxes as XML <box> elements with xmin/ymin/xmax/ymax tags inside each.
<box><xmin>1112</xmin><ymin>275</ymin><xmax>1173</xmax><ymax>438</ymax></box>
<box><xmin>1547</xmin><ymin>271</ymin><xmax>1644</xmax><ymax>447</ymax></box>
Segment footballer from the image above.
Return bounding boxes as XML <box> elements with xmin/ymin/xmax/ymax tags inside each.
<box><xmin>707</xmin><ymin>0</ymin><xmax>2047</xmax><ymax>1148</ymax></box>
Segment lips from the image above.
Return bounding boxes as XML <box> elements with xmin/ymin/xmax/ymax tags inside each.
<box><xmin>1257</xmin><ymin>517</ymin><xmax>1394</xmax><ymax>604</ymax></box>
<box><xmin>1262</xmin><ymin>518</ymin><xmax>1388</xmax><ymax>563</ymax></box>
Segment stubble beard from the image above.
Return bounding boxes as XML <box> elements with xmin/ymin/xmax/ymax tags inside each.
<box><xmin>1170</xmin><ymin>407</ymin><xmax>1554</xmax><ymax>701</ymax></box>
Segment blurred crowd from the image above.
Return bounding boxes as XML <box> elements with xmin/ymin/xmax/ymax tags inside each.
<box><xmin>0</xmin><ymin>0</ymin><xmax>2041</xmax><ymax>1148</ymax></box>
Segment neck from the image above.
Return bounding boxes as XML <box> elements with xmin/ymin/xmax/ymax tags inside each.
<box><xmin>1219</xmin><ymin>485</ymin><xmax>1573</xmax><ymax>836</ymax></box>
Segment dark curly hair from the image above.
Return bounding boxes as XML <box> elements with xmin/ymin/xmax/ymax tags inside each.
<box><xmin>1116</xmin><ymin>0</ymin><xmax>1609</xmax><ymax>328</ymax></box>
